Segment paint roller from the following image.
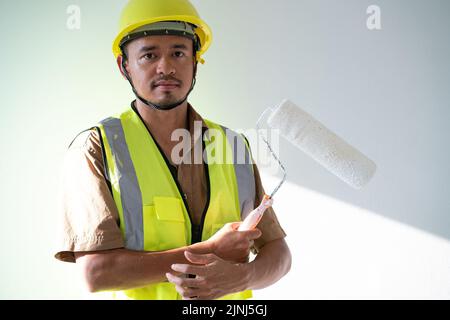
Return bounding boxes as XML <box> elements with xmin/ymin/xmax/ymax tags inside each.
<box><xmin>238</xmin><ymin>99</ymin><xmax>377</xmax><ymax>231</ymax></box>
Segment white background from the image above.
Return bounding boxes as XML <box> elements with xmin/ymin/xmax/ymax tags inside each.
<box><xmin>0</xmin><ymin>0</ymin><xmax>449</xmax><ymax>299</ymax></box>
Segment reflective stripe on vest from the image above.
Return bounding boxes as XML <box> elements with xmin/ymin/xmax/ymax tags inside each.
<box><xmin>98</xmin><ymin>107</ymin><xmax>255</xmax><ymax>300</ymax></box>
<box><xmin>101</xmin><ymin>117</ymin><xmax>144</xmax><ymax>250</ymax></box>
<box><xmin>220</xmin><ymin>125</ymin><xmax>255</xmax><ymax>218</ymax></box>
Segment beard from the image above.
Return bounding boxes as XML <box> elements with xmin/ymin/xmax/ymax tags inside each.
<box><xmin>132</xmin><ymin>74</ymin><xmax>195</xmax><ymax>111</ymax></box>
<box><xmin>145</xmin><ymin>76</ymin><xmax>193</xmax><ymax>110</ymax></box>
<box><xmin>147</xmin><ymin>90</ymin><xmax>187</xmax><ymax>110</ymax></box>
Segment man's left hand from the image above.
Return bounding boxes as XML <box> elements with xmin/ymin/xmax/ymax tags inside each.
<box><xmin>166</xmin><ymin>251</ymin><xmax>252</xmax><ymax>300</ymax></box>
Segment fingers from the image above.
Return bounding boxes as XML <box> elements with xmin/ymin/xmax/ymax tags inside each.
<box><xmin>184</xmin><ymin>251</ymin><xmax>218</xmax><ymax>265</ymax></box>
<box><xmin>172</xmin><ymin>251</ymin><xmax>220</xmax><ymax>275</ymax></box>
<box><xmin>217</xmin><ymin>222</ymin><xmax>262</xmax><ymax>240</ymax></box>
<box><xmin>229</xmin><ymin>222</ymin><xmax>241</xmax><ymax>230</ymax></box>
<box><xmin>174</xmin><ymin>284</ymin><xmax>203</xmax><ymax>300</ymax></box>
<box><xmin>166</xmin><ymin>273</ymin><xmax>204</xmax><ymax>288</ymax></box>
<box><xmin>168</xmin><ymin>253</ymin><xmax>241</xmax><ymax>300</ymax></box>
<box><xmin>176</xmin><ymin>285</ymin><xmax>213</xmax><ymax>300</ymax></box>
<box><xmin>241</xmin><ymin>227</ymin><xmax>262</xmax><ymax>240</ymax></box>
<box><xmin>166</xmin><ymin>273</ymin><xmax>213</xmax><ymax>300</ymax></box>
<box><xmin>171</xmin><ymin>262</ymin><xmax>207</xmax><ymax>276</ymax></box>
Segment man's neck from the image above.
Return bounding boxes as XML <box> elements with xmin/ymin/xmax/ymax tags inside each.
<box><xmin>134</xmin><ymin>99</ymin><xmax>189</xmax><ymax>142</ymax></box>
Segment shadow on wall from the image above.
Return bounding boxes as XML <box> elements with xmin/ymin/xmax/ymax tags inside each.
<box><xmin>265</xmin><ymin>130</ymin><xmax>450</xmax><ymax>242</ymax></box>
<box><xmin>215</xmin><ymin>0</ymin><xmax>450</xmax><ymax>243</ymax></box>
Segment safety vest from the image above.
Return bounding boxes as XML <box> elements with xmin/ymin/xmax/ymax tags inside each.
<box><xmin>97</xmin><ymin>107</ymin><xmax>255</xmax><ymax>300</ymax></box>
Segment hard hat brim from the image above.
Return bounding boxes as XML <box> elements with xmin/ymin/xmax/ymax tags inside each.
<box><xmin>112</xmin><ymin>15</ymin><xmax>212</xmax><ymax>62</ymax></box>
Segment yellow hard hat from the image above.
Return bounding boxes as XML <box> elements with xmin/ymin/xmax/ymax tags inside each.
<box><xmin>112</xmin><ymin>0</ymin><xmax>212</xmax><ymax>64</ymax></box>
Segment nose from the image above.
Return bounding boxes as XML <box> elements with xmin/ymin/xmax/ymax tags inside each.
<box><xmin>156</xmin><ymin>55</ymin><xmax>175</xmax><ymax>75</ymax></box>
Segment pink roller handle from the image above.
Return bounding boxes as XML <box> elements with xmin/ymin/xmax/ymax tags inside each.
<box><xmin>238</xmin><ymin>195</ymin><xmax>273</xmax><ymax>231</ymax></box>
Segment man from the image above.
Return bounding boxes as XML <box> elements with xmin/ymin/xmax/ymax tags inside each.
<box><xmin>55</xmin><ymin>0</ymin><xmax>291</xmax><ymax>300</ymax></box>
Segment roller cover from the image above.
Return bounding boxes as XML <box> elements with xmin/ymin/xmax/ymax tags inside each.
<box><xmin>267</xmin><ymin>99</ymin><xmax>376</xmax><ymax>189</ymax></box>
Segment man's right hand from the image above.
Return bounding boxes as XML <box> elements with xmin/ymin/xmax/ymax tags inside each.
<box><xmin>197</xmin><ymin>222</ymin><xmax>262</xmax><ymax>263</ymax></box>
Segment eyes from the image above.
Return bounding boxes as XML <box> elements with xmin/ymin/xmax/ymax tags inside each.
<box><xmin>173</xmin><ymin>51</ymin><xmax>186</xmax><ymax>58</ymax></box>
<box><xmin>141</xmin><ymin>51</ymin><xmax>186</xmax><ymax>61</ymax></box>
<box><xmin>142</xmin><ymin>53</ymin><xmax>156</xmax><ymax>60</ymax></box>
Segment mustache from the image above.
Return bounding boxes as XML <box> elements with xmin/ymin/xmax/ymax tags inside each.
<box><xmin>151</xmin><ymin>76</ymin><xmax>182</xmax><ymax>88</ymax></box>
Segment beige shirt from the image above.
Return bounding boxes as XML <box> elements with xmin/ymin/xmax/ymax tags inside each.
<box><xmin>55</xmin><ymin>103</ymin><xmax>286</xmax><ymax>263</ymax></box>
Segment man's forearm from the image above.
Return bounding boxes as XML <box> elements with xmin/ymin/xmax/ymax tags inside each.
<box><xmin>244</xmin><ymin>238</ymin><xmax>291</xmax><ymax>291</ymax></box>
<box><xmin>76</xmin><ymin>241</ymin><xmax>213</xmax><ymax>292</ymax></box>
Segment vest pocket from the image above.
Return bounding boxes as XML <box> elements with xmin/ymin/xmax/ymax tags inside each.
<box><xmin>143</xmin><ymin>197</ymin><xmax>187</xmax><ymax>251</ymax></box>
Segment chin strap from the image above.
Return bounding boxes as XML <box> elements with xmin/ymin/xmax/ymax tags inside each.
<box><xmin>120</xmin><ymin>55</ymin><xmax>197</xmax><ymax>111</ymax></box>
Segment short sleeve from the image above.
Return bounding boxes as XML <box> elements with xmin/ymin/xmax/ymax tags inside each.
<box><xmin>54</xmin><ymin>129</ymin><xmax>124</xmax><ymax>263</ymax></box>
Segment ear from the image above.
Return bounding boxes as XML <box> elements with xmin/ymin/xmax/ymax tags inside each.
<box><xmin>116</xmin><ymin>55</ymin><xmax>128</xmax><ymax>80</ymax></box>
<box><xmin>193</xmin><ymin>61</ymin><xmax>198</xmax><ymax>78</ymax></box>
